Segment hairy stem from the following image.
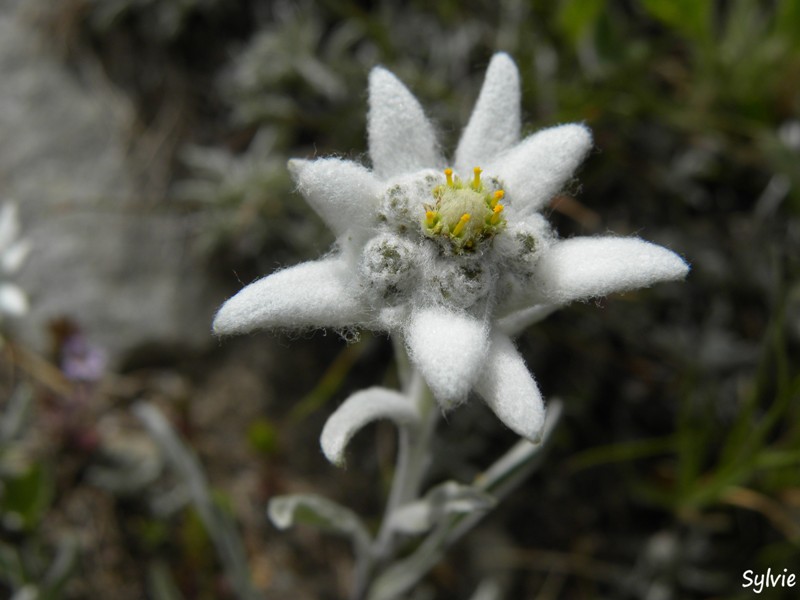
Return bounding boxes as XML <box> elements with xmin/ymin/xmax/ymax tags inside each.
<box><xmin>352</xmin><ymin>342</ymin><xmax>438</xmax><ymax>599</ymax></box>
<box><xmin>366</xmin><ymin>402</ymin><xmax>563</xmax><ymax>600</ymax></box>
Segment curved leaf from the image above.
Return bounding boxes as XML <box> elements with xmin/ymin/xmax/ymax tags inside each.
<box><xmin>268</xmin><ymin>494</ymin><xmax>372</xmax><ymax>557</ymax></box>
<box><xmin>320</xmin><ymin>387</ymin><xmax>419</xmax><ymax>466</ymax></box>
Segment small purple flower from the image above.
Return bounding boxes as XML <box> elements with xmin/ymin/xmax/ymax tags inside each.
<box><xmin>61</xmin><ymin>333</ymin><xmax>107</xmax><ymax>383</ymax></box>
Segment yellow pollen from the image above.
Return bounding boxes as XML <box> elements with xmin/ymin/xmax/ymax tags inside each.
<box><xmin>444</xmin><ymin>168</ymin><xmax>454</xmax><ymax>186</ymax></box>
<box><xmin>491</xmin><ymin>189</ymin><xmax>505</xmax><ymax>208</ymax></box>
<box><xmin>452</xmin><ymin>213</ymin><xmax>471</xmax><ymax>237</ymax></box>
<box><xmin>472</xmin><ymin>167</ymin><xmax>482</xmax><ymax>189</ymax></box>
<box><xmin>424</xmin><ymin>169</ymin><xmax>506</xmax><ymax>252</ymax></box>
<box><xmin>489</xmin><ymin>204</ymin><xmax>504</xmax><ymax>225</ymax></box>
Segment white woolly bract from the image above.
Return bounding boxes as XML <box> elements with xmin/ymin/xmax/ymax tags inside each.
<box><xmin>288</xmin><ymin>158</ymin><xmax>381</xmax><ymax>237</ymax></box>
<box><xmin>474</xmin><ymin>331</ymin><xmax>545</xmax><ymax>442</ymax></box>
<box><xmin>212</xmin><ymin>53</ymin><xmax>690</xmax><ymax>442</ymax></box>
<box><xmin>455</xmin><ymin>53</ymin><xmax>520</xmax><ymax>174</ymax></box>
<box><xmin>489</xmin><ymin>124</ymin><xmax>592</xmax><ymax>214</ymax></box>
<box><xmin>320</xmin><ymin>387</ymin><xmax>419</xmax><ymax>466</ymax></box>
<box><xmin>368</xmin><ymin>67</ymin><xmax>442</xmax><ymax>179</ymax></box>
<box><xmin>405</xmin><ymin>307</ymin><xmax>489</xmax><ymax>408</ymax></box>
<box><xmin>212</xmin><ymin>258</ymin><xmax>367</xmax><ymax>335</ymax></box>
<box><xmin>533</xmin><ymin>237</ymin><xmax>690</xmax><ymax>305</ymax></box>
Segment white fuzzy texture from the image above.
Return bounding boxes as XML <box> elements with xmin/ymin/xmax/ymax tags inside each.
<box><xmin>534</xmin><ymin>237</ymin><xmax>690</xmax><ymax>305</ymax></box>
<box><xmin>288</xmin><ymin>158</ymin><xmax>381</xmax><ymax>236</ymax></box>
<box><xmin>405</xmin><ymin>307</ymin><xmax>488</xmax><ymax>408</ymax></box>
<box><xmin>368</xmin><ymin>67</ymin><xmax>441</xmax><ymax>179</ymax></box>
<box><xmin>212</xmin><ymin>54</ymin><xmax>690</xmax><ymax>440</ymax></box>
<box><xmin>212</xmin><ymin>258</ymin><xmax>364</xmax><ymax>335</ymax></box>
<box><xmin>320</xmin><ymin>387</ymin><xmax>419</xmax><ymax>466</ymax></box>
<box><xmin>455</xmin><ymin>53</ymin><xmax>520</xmax><ymax>174</ymax></box>
<box><xmin>490</xmin><ymin>211</ymin><xmax>555</xmax><ymax>277</ymax></box>
<box><xmin>359</xmin><ymin>232</ymin><xmax>419</xmax><ymax>301</ymax></box>
<box><xmin>489</xmin><ymin>124</ymin><xmax>592</xmax><ymax>214</ymax></box>
<box><xmin>475</xmin><ymin>331</ymin><xmax>545</xmax><ymax>441</ymax></box>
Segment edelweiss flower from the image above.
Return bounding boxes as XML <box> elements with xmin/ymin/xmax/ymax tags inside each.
<box><xmin>213</xmin><ymin>53</ymin><xmax>688</xmax><ymax>441</ymax></box>
<box><xmin>0</xmin><ymin>203</ymin><xmax>31</xmax><ymax>318</ymax></box>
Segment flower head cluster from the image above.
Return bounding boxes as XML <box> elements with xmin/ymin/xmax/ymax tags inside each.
<box><xmin>213</xmin><ymin>54</ymin><xmax>689</xmax><ymax>441</ymax></box>
<box><xmin>0</xmin><ymin>203</ymin><xmax>30</xmax><ymax>319</ymax></box>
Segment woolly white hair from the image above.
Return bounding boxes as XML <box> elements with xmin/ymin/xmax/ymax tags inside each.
<box><xmin>213</xmin><ymin>53</ymin><xmax>689</xmax><ymax>448</ymax></box>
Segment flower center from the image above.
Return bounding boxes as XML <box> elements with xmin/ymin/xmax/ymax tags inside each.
<box><xmin>422</xmin><ymin>167</ymin><xmax>506</xmax><ymax>253</ymax></box>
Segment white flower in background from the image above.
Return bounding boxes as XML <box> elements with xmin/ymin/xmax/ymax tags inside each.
<box><xmin>0</xmin><ymin>203</ymin><xmax>31</xmax><ymax>318</ymax></box>
<box><xmin>213</xmin><ymin>53</ymin><xmax>689</xmax><ymax>442</ymax></box>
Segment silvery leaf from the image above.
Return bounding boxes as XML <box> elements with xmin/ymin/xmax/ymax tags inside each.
<box><xmin>268</xmin><ymin>494</ymin><xmax>372</xmax><ymax>557</ymax></box>
<box><xmin>320</xmin><ymin>387</ymin><xmax>419</xmax><ymax>466</ymax></box>
<box><xmin>388</xmin><ymin>481</ymin><xmax>496</xmax><ymax>535</ymax></box>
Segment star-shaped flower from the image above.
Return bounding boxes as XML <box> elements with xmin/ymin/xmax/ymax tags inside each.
<box><xmin>213</xmin><ymin>53</ymin><xmax>688</xmax><ymax>441</ymax></box>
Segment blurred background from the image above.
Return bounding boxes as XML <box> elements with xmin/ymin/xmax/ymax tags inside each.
<box><xmin>0</xmin><ymin>0</ymin><xmax>799</xmax><ymax>598</ymax></box>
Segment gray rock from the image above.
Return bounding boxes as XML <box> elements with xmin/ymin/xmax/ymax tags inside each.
<box><xmin>0</xmin><ymin>2</ymin><xmax>220</xmax><ymax>362</ymax></box>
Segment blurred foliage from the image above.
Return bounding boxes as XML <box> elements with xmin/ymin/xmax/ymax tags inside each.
<box><xmin>81</xmin><ymin>0</ymin><xmax>225</xmax><ymax>39</ymax></box>
<box><xmin>0</xmin><ymin>387</ymin><xmax>79</xmax><ymax>599</ymax></box>
<box><xmin>14</xmin><ymin>0</ymin><xmax>800</xmax><ymax>597</ymax></box>
<box><xmin>246</xmin><ymin>418</ymin><xmax>280</xmax><ymax>457</ymax></box>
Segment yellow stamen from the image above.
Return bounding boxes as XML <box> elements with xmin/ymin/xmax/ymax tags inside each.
<box><xmin>444</xmin><ymin>168</ymin><xmax>454</xmax><ymax>187</ymax></box>
<box><xmin>425</xmin><ymin>210</ymin><xmax>438</xmax><ymax>228</ymax></box>
<box><xmin>472</xmin><ymin>167</ymin><xmax>482</xmax><ymax>190</ymax></box>
<box><xmin>489</xmin><ymin>204</ymin><xmax>504</xmax><ymax>225</ymax></box>
<box><xmin>452</xmin><ymin>213</ymin><xmax>471</xmax><ymax>237</ymax></box>
<box><xmin>491</xmin><ymin>189</ymin><xmax>505</xmax><ymax>208</ymax></box>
